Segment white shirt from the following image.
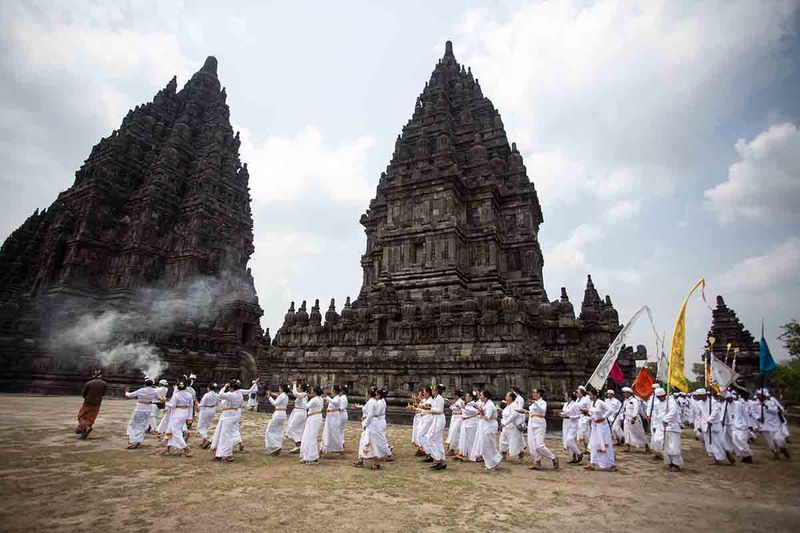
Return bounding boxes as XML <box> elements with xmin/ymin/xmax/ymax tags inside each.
<box><xmin>199</xmin><ymin>390</ymin><xmax>219</xmax><ymax>408</ymax></box>
<box><xmin>125</xmin><ymin>387</ymin><xmax>161</xmax><ymax>411</ymax></box>
<box><xmin>661</xmin><ymin>397</ymin><xmax>681</xmax><ymax>432</ymax></box>
<box><xmin>269</xmin><ymin>392</ymin><xmax>289</xmax><ymax>417</ymax></box>
<box><xmin>527</xmin><ymin>398</ymin><xmax>547</xmax><ymax>428</ymax></box>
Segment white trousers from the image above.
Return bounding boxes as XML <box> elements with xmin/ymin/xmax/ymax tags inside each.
<box><xmin>662</xmin><ymin>431</ymin><xmax>683</xmax><ymax>466</ymax></box>
<box><xmin>423</xmin><ymin>415</ymin><xmax>446</xmax><ymax>461</ymax></box>
<box><xmin>127</xmin><ymin>407</ymin><xmax>150</xmax><ymax>444</ymax></box>
<box><xmin>265</xmin><ymin>415</ymin><xmax>286</xmax><ymax>451</ymax></box>
<box><xmin>763</xmin><ymin>430</ymin><xmax>787</xmax><ymax>451</ymax></box>
<box><xmin>480</xmin><ymin>428</ymin><xmax>501</xmax><ymax>469</ymax></box>
<box><xmin>501</xmin><ymin>424</ymin><xmax>525</xmax><ymax>457</ymax></box>
<box><xmin>528</xmin><ymin>424</ymin><xmax>555</xmax><ymax>461</ymax></box>
<box><xmin>730</xmin><ymin>428</ymin><xmax>752</xmax><ymax>457</ymax></box>
<box><xmin>168</xmin><ymin>410</ymin><xmax>189</xmax><ymax>449</ymax></box>
<box><xmin>197</xmin><ymin>406</ymin><xmax>216</xmax><ymax>439</ymax></box>
<box><xmin>299</xmin><ymin>415</ymin><xmax>323</xmax><ymax>461</ymax></box>
<box><xmin>562</xmin><ymin>419</ymin><xmax>581</xmax><ymax>457</ymax></box>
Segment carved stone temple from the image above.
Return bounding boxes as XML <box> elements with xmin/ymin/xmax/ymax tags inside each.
<box><xmin>0</xmin><ymin>57</ymin><xmax>264</xmax><ymax>392</ymax></box>
<box><xmin>259</xmin><ymin>42</ymin><xmax>639</xmax><ymax>400</ymax></box>
<box><xmin>706</xmin><ymin>295</ymin><xmax>760</xmax><ymax>389</ymax></box>
<box><xmin>0</xmin><ymin>44</ymin><xmax>638</xmax><ymax>399</ymax></box>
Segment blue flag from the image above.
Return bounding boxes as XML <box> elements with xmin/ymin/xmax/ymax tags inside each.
<box><xmin>759</xmin><ymin>336</ymin><xmax>777</xmax><ymax>374</ymax></box>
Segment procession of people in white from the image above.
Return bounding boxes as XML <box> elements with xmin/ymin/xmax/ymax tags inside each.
<box><xmin>120</xmin><ymin>373</ymin><xmax>791</xmax><ymax>472</ymax></box>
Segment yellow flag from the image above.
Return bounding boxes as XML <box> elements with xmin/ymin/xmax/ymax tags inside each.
<box><xmin>668</xmin><ymin>278</ymin><xmax>705</xmax><ymax>392</ymax></box>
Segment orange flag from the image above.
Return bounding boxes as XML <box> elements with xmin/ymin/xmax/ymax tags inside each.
<box><xmin>632</xmin><ymin>368</ymin><xmax>655</xmax><ymax>399</ymax></box>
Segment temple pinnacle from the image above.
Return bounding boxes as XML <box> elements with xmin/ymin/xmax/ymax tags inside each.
<box><xmin>201</xmin><ymin>56</ymin><xmax>218</xmax><ymax>75</ymax></box>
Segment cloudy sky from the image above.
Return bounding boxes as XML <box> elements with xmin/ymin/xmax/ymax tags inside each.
<box><xmin>1</xmin><ymin>0</ymin><xmax>798</xmax><ymax>368</ymax></box>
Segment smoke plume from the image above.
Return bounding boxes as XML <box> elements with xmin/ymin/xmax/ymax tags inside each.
<box><xmin>51</xmin><ymin>272</ymin><xmax>257</xmax><ymax>378</ymax></box>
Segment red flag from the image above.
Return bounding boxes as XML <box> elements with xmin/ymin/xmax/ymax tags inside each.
<box><xmin>609</xmin><ymin>361</ymin><xmax>624</xmax><ymax>385</ymax></box>
<box><xmin>631</xmin><ymin>368</ymin><xmax>655</xmax><ymax>399</ymax></box>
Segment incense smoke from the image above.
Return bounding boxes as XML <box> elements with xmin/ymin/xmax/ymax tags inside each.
<box><xmin>51</xmin><ymin>272</ymin><xmax>257</xmax><ymax>378</ymax></box>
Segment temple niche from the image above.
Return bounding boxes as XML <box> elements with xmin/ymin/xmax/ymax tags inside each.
<box><xmin>0</xmin><ymin>57</ymin><xmax>264</xmax><ymax>392</ymax></box>
<box><xmin>260</xmin><ymin>42</ymin><xmax>637</xmax><ymax>410</ymax></box>
<box><xmin>706</xmin><ymin>295</ymin><xmax>760</xmax><ymax>389</ymax></box>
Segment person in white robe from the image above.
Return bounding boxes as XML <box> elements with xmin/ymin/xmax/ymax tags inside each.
<box><xmin>621</xmin><ymin>388</ymin><xmax>648</xmax><ymax>452</ymax></box>
<box><xmin>773</xmin><ymin>395</ymin><xmax>791</xmax><ymax>443</ymax></box>
<box><xmin>455</xmin><ymin>391</ymin><xmax>479</xmax><ymax>462</ymax></box>
<box><xmin>322</xmin><ymin>385</ymin><xmax>345</xmax><ymax>454</ymax></box>
<box><xmin>410</xmin><ymin>390</ymin><xmax>423</xmax><ymax>452</ymax></box>
<box><xmin>584</xmin><ymin>387</ymin><xmax>616</xmax><ymax>471</ymax></box>
<box><xmin>197</xmin><ymin>383</ymin><xmax>219</xmax><ymax>449</ymax></box>
<box><xmin>375</xmin><ymin>388</ymin><xmax>393</xmax><ymax>460</ymax></box>
<box><xmin>446</xmin><ymin>390</ymin><xmax>465</xmax><ymax>456</ymax></box>
<box><xmin>264</xmin><ymin>384</ymin><xmax>290</xmax><ymax>454</ymax></box>
<box><xmin>691</xmin><ymin>389</ymin><xmax>708</xmax><ymax>443</ymax></box>
<box><xmin>185</xmin><ymin>374</ymin><xmax>197</xmax><ymax>431</ymax></box>
<box><xmin>246</xmin><ymin>388</ymin><xmax>259</xmax><ymax>411</ymax></box>
<box><xmin>151</xmin><ymin>379</ymin><xmax>168</xmax><ymax>435</ymax></box>
<box><xmin>576</xmin><ymin>386</ymin><xmax>592</xmax><ymax>451</ymax></box>
<box><xmin>338</xmin><ymin>385</ymin><xmax>349</xmax><ymax>450</ymax></box>
<box><xmin>299</xmin><ymin>386</ymin><xmax>324</xmax><ymax>465</ymax></box>
<box><xmin>521</xmin><ymin>388</ymin><xmax>558</xmax><ymax>470</ymax></box>
<box><xmin>124</xmin><ymin>378</ymin><xmax>161</xmax><ymax>449</ymax></box>
<box><xmin>476</xmin><ymin>390</ymin><xmax>502</xmax><ymax>470</ymax></box>
<box><xmin>422</xmin><ymin>384</ymin><xmax>448</xmax><ymax>469</ymax></box>
<box><xmin>646</xmin><ymin>384</ymin><xmax>665</xmax><ymax>459</ymax></box>
<box><xmin>353</xmin><ymin>388</ymin><xmax>385</xmax><ymax>469</ymax></box>
<box><xmin>656</xmin><ymin>388</ymin><xmax>683</xmax><ymax>471</ymax></box>
<box><xmin>286</xmin><ymin>381</ymin><xmax>309</xmax><ymax>453</ymax></box>
<box><xmin>559</xmin><ymin>391</ymin><xmax>582</xmax><ymax>463</ymax></box>
<box><xmin>605</xmin><ymin>390</ymin><xmax>624</xmax><ymax>444</ymax></box>
<box><xmin>161</xmin><ymin>380</ymin><xmax>194</xmax><ymax>456</ymax></box>
<box><xmin>730</xmin><ymin>392</ymin><xmax>754</xmax><ymax>463</ymax></box>
<box><xmin>211</xmin><ymin>378</ymin><xmax>259</xmax><ymax>462</ymax></box>
<box><xmin>704</xmin><ymin>391</ymin><xmax>734</xmax><ymax>465</ymax></box>
<box><xmin>417</xmin><ymin>387</ymin><xmax>435</xmax><ymax>457</ymax></box>
<box><xmin>756</xmin><ymin>389</ymin><xmax>790</xmax><ymax>460</ymax></box>
<box><xmin>500</xmin><ymin>391</ymin><xmax>525</xmax><ymax>463</ymax></box>
<box><xmin>468</xmin><ymin>395</ymin><xmax>487</xmax><ymax>462</ymax></box>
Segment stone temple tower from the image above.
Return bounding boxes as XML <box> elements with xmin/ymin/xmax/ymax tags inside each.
<box><xmin>359</xmin><ymin>40</ymin><xmax>546</xmax><ymax>305</ymax></box>
<box><xmin>0</xmin><ymin>57</ymin><xmax>264</xmax><ymax>391</ymax></box>
<box><xmin>263</xmin><ymin>42</ymin><xmax>637</xmax><ymax>404</ymax></box>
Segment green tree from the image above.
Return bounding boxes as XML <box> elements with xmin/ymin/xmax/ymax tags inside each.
<box><xmin>772</xmin><ymin>359</ymin><xmax>800</xmax><ymax>403</ymax></box>
<box><xmin>779</xmin><ymin>319</ymin><xmax>800</xmax><ymax>359</ymax></box>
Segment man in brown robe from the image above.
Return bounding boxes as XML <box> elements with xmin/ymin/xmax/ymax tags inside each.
<box><xmin>75</xmin><ymin>370</ymin><xmax>107</xmax><ymax>439</ymax></box>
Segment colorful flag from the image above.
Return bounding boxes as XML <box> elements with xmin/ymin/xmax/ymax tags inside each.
<box><xmin>710</xmin><ymin>355</ymin><xmax>738</xmax><ymax>390</ymax></box>
<box><xmin>632</xmin><ymin>367</ymin><xmax>655</xmax><ymax>399</ymax></box>
<box><xmin>586</xmin><ymin>305</ymin><xmax>656</xmax><ymax>390</ymax></box>
<box><xmin>668</xmin><ymin>279</ymin><xmax>705</xmax><ymax>392</ymax></box>
<box><xmin>759</xmin><ymin>336</ymin><xmax>777</xmax><ymax>374</ymax></box>
<box><xmin>609</xmin><ymin>361</ymin><xmax>624</xmax><ymax>385</ymax></box>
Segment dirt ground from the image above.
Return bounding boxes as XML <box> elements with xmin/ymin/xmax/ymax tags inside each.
<box><xmin>0</xmin><ymin>395</ymin><xmax>798</xmax><ymax>532</ymax></box>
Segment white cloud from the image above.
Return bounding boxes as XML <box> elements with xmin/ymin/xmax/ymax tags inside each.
<box><xmin>9</xmin><ymin>18</ymin><xmax>194</xmax><ymax>129</ymax></box>
<box><xmin>601</xmin><ymin>200</ymin><xmax>641</xmax><ymax>224</ymax></box>
<box><xmin>453</xmin><ymin>0</ymin><xmax>798</xmax><ymax>215</ymax></box>
<box><xmin>704</xmin><ymin>122</ymin><xmax>800</xmax><ymax>225</ymax></box>
<box><xmin>239</xmin><ymin>126</ymin><xmax>376</xmax><ymax>205</ymax></box>
<box><xmin>719</xmin><ymin>237</ymin><xmax>800</xmax><ymax>293</ymax></box>
<box><xmin>249</xmin><ymin>231</ymin><xmax>326</xmax><ymax>330</ymax></box>
<box><xmin>548</xmin><ymin>224</ymin><xmax>605</xmax><ymax>271</ymax></box>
